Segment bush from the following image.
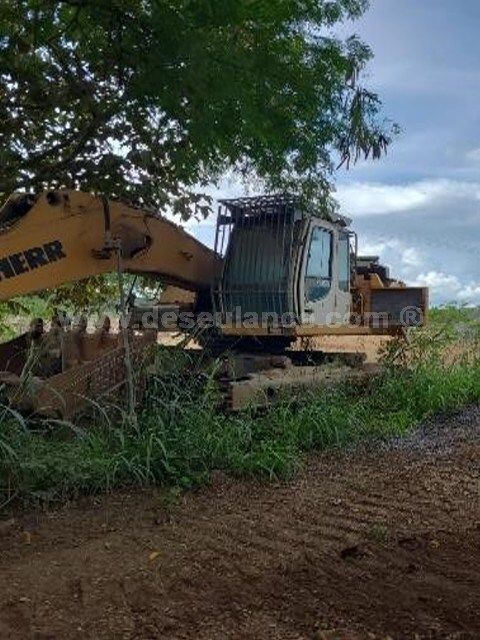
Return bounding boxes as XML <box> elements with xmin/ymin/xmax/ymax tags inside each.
<box><xmin>1</xmin><ymin>310</ymin><xmax>479</xmax><ymax>509</ymax></box>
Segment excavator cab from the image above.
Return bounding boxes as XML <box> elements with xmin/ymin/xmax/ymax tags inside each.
<box><xmin>213</xmin><ymin>195</ymin><xmax>427</xmax><ymax>338</ymax></box>
<box><xmin>213</xmin><ymin>195</ymin><xmax>353</xmax><ymax>328</ymax></box>
<box><xmin>213</xmin><ymin>195</ymin><xmax>352</xmax><ymax>328</ymax></box>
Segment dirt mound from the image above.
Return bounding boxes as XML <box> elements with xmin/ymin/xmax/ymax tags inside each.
<box><xmin>1</xmin><ymin>407</ymin><xmax>480</xmax><ymax>639</ymax></box>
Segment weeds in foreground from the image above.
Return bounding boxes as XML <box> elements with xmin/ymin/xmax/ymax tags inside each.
<box><xmin>1</xmin><ymin>309</ymin><xmax>479</xmax><ymax>509</ymax></box>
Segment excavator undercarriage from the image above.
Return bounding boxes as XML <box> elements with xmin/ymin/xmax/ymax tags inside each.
<box><xmin>0</xmin><ymin>191</ymin><xmax>428</xmax><ymax>418</ymax></box>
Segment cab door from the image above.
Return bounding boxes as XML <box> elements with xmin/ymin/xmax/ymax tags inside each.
<box><xmin>298</xmin><ymin>221</ymin><xmax>351</xmax><ymax>326</ymax></box>
<box><xmin>336</xmin><ymin>230</ymin><xmax>352</xmax><ymax>323</ymax></box>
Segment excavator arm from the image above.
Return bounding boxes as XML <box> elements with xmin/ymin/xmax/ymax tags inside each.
<box><xmin>0</xmin><ymin>190</ymin><xmax>220</xmax><ymax>301</ymax></box>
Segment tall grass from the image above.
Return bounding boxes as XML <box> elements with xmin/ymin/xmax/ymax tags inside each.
<box><xmin>1</xmin><ymin>309</ymin><xmax>479</xmax><ymax>509</ymax></box>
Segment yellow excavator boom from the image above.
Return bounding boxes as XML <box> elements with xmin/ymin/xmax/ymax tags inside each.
<box><xmin>0</xmin><ymin>190</ymin><xmax>220</xmax><ymax>301</ymax></box>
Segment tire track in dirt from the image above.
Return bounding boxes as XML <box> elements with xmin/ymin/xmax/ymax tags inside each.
<box><xmin>1</xmin><ymin>407</ymin><xmax>480</xmax><ymax>639</ymax></box>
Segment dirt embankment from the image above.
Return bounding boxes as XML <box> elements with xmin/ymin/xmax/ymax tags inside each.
<box><xmin>1</xmin><ymin>407</ymin><xmax>480</xmax><ymax>639</ymax></box>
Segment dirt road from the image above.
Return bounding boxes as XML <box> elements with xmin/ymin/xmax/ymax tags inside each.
<box><xmin>1</xmin><ymin>407</ymin><xmax>480</xmax><ymax>640</ymax></box>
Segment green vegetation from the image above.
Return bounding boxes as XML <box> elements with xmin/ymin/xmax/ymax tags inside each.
<box><xmin>0</xmin><ymin>1</ymin><xmax>394</xmax><ymax>311</ymax></box>
<box><xmin>1</xmin><ymin>307</ymin><xmax>479</xmax><ymax>509</ymax></box>
<box><xmin>1</xmin><ymin>1</ymin><xmax>392</xmax><ymax>217</ymax></box>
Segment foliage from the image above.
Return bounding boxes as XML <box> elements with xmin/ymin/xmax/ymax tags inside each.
<box><xmin>41</xmin><ymin>275</ymin><xmax>120</xmax><ymax>312</ymax></box>
<box><xmin>0</xmin><ymin>0</ymin><xmax>394</xmax><ymax>218</ymax></box>
<box><xmin>429</xmin><ymin>304</ymin><xmax>480</xmax><ymax>329</ymax></box>
<box><xmin>0</xmin><ymin>297</ymin><xmax>53</xmax><ymax>340</ymax></box>
<box><xmin>0</xmin><ymin>273</ymin><xmax>152</xmax><ymax>334</ymax></box>
<box><xmin>1</xmin><ymin>309</ymin><xmax>480</xmax><ymax>509</ymax></box>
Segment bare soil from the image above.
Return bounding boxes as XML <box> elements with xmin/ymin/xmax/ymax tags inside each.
<box><xmin>295</xmin><ymin>335</ymin><xmax>391</xmax><ymax>364</ymax></box>
<box><xmin>159</xmin><ymin>333</ymin><xmax>392</xmax><ymax>365</ymax></box>
<box><xmin>1</xmin><ymin>407</ymin><xmax>480</xmax><ymax>640</ymax></box>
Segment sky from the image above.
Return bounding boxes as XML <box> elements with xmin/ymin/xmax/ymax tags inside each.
<box><xmin>190</xmin><ymin>0</ymin><xmax>480</xmax><ymax>306</ymax></box>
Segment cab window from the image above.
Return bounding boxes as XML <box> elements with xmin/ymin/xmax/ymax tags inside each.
<box><xmin>305</xmin><ymin>227</ymin><xmax>333</xmax><ymax>302</ymax></box>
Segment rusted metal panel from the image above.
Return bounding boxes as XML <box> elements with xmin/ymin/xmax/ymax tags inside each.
<box><xmin>4</xmin><ymin>332</ymin><xmax>156</xmax><ymax>419</ymax></box>
<box><xmin>223</xmin><ymin>363</ymin><xmax>372</xmax><ymax>411</ymax></box>
<box><xmin>369</xmin><ymin>287</ymin><xmax>428</xmax><ymax>327</ymax></box>
<box><xmin>218</xmin><ymin>323</ymin><xmax>401</xmax><ymax>337</ymax></box>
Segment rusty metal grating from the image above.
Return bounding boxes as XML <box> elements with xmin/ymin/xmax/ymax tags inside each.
<box><xmin>35</xmin><ymin>334</ymin><xmax>155</xmax><ymax>418</ymax></box>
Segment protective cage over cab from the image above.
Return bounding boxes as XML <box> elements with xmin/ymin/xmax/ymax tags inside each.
<box><xmin>212</xmin><ymin>194</ymin><xmax>428</xmax><ymax>337</ymax></box>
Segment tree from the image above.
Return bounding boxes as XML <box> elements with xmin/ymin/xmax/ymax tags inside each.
<box><xmin>0</xmin><ymin>0</ymin><xmax>394</xmax><ymax>220</ymax></box>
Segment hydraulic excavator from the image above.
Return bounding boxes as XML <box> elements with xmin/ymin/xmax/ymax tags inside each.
<box><xmin>0</xmin><ymin>190</ymin><xmax>428</xmax><ymax>416</ymax></box>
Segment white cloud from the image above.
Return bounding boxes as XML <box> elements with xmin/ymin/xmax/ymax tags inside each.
<box><xmin>412</xmin><ymin>271</ymin><xmax>480</xmax><ymax>305</ymax></box>
<box><xmin>401</xmin><ymin>247</ymin><xmax>422</xmax><ymax>268</ymax></box>
<box><xmin>355</xmin><ymin>238</ymin><xmax>423</xmax><ymax>273</ymax></box>
<box><xmin>457</xmin><ymin>283</ymin><xmax>480</xmax><ymax>304</ymax></box>
<box><xmin>336</xmin><ymin>179</ymin><xmax>480</xmax><ymax>216</ymax></box>
<box><xmin>412</xmin><ymin>271</ymin><xmax>461</xmax><ymax>292</ymax></box>
<box><xmin>360</xmin><ymin>238</ymin><xmax>402</xmax><ymax>257</ymax></box>
<box><xmin>466</xmin><ymin>148</ymin><xmax>480</xmax><ymax>162</ymax></box>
